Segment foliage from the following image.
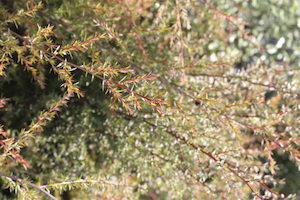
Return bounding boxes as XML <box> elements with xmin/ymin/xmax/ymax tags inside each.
<box><xmin>0</xmin><ymin>0</ymin><xmax>299</xmax><ymax>199</ymax></box>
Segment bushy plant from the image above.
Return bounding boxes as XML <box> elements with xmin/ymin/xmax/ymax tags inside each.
<box><xmin>0</xmin><ymin>0</ymin><xmax>299</xmax><ymax>199</ymax></box>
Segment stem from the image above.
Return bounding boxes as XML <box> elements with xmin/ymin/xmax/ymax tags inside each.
<box><xmin>0</xmin><ymin>172</ymin><xmax>57</xmax><ymax>200</ymax></box>
<box><xmin>40</xmin><ymin>179</ymin><xmax>125</xmax><ymax>188</ymax></box>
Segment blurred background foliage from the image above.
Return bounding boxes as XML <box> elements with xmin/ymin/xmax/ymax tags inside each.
<box><xmin>0</xmin><ymin>0</ymin><xmax>299</xmax><ymax>199</ymax></box>
<box><xmin>216</xmin><ymin>0</ymin><xmax>300</xmax><ymax>197</ymax></box>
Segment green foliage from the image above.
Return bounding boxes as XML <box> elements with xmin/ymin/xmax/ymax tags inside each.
<box><xmin>0</xmin><ymin>0</ymin><xmax>299</xmax><ymax>199</ymax></box>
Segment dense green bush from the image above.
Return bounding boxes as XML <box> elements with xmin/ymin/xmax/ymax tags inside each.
<box><xmin>0</xmin><ymin>0</ymin><xmax>299</xmax><ymax>199</ymax></box>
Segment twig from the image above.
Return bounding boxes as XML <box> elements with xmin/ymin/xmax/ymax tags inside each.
<box><xmin>8</xmin><ymin>29</ymin><xmax>165</xmax><ymax>110</ymax></box>
<box><xmin>40</xmin><ymin>179</ymin><xmax>125</xmax><ymax>188</ymax></box>
<box><xmin>0</xmin><ymin>172</ymin><xmax>57</xmax><ymax>200</ymax></box>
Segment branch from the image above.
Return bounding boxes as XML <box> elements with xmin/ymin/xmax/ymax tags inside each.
<box><xmin>40</xmin><ymin>179</ymin><xmax>125</xmax><ymax>189</ymax></box>
<box><xmin>8</xmin><ymin>29</ymin><xmax>166</xmax><ymax>112</ymax></box>
<box><xmin>0</xmin><ymin>172</ymin><xmax>57</xmax><ymax>200</ymax></box>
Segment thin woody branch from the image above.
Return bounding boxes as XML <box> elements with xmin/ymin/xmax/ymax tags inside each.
<box><xmin>0</xmin><ymin>172</ymin><xmax>57</xmax><ymax>200</ymax></box>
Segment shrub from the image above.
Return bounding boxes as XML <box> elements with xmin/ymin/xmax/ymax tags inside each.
<box><xmin>0</xmin><ymin>0</ymin><xmax>299</xmax><ymax>199</ymax></box>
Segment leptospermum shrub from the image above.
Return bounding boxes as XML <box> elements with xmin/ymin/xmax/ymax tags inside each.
<box><xmin>0</xmin><ymin>0</ymin><xmax>299</xmax><ymax>199</ymax></box>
